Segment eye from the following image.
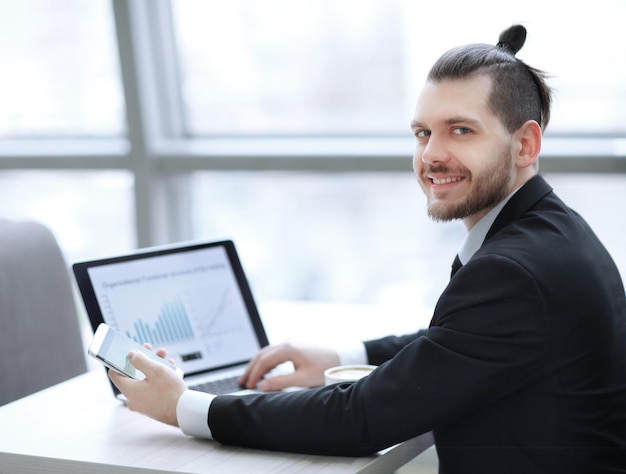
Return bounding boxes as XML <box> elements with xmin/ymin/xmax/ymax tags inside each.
<box><xmin>452</xmin><ymin>127</ymin><xmax>471</xmax><ymax>135</ymax></box>
<box><xmin>414</xmin><ymin>129</ymin><xmax>430</xmax><ymax>139</ymax></box>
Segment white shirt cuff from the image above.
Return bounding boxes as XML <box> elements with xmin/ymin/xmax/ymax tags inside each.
<box><xmin>176</xmin><ymin>390</ymin><xmax>216</xmax><ymax>439</ymax></box>
<box><xmin>336</xmin><ymin>341</ymin><xmax>368</xmax><ymax>366</ymax></box>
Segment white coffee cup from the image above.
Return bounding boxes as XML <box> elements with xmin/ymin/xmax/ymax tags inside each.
<box><xmin>323</xmin><ymin>364</ymin><xmax>377</xmax><ymax>385</ymax></box>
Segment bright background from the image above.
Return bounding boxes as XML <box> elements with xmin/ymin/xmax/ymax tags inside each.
<box><xmin>1</xmin><ymin>0</ymin><xmax>625</xmax><ymax>312</ymax></box>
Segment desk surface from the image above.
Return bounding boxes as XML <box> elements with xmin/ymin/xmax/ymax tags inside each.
<box><xmin>0</xmin><ymin>301</ymin><xmax>435</xmax><ymax>473</ymax></box>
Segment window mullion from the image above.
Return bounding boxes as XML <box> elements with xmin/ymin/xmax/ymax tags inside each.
<box><xmin>113</xmin><ymin>0</ymin><xmax>192</xmax><ymax>247</ymax></box>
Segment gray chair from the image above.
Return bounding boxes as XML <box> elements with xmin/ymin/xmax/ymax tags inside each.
<box><xmin>0</xmin><ymin>219</ymin><xmax>87</xmax><ymax>406</ymax></box>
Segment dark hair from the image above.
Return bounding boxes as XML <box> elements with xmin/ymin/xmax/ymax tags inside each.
<box><xmin>427</xmin><ymin>25</ymin><xmax>552</xmax><ymax>133</ymax></box>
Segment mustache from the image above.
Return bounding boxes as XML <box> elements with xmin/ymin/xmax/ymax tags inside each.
<box><xmin>422</xmin><ymin>165</ymin><xmax>469</xmax><ymax>178</ymax></box>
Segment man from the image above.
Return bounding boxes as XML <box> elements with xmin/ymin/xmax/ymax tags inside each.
<box><xmin>111</xmin><ymin>25</ymin><xmax>626</xmax><ymax>473</ymax></box>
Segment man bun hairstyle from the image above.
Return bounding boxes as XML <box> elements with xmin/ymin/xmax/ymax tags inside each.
<box><xmin>496</xmin><ymin>24</ymin><xmax>526</xmax><ymax>55</ymax></box>
<box><xmin>428</xmin><ymin>24</ymin><xmax>553</xmax><ymax>133</ymax></box>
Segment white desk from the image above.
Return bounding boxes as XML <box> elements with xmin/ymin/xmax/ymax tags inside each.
<box><xmin>0</xmin><ymin>301</ymin><xmax>435</xmax><ymax>473</ymax></box>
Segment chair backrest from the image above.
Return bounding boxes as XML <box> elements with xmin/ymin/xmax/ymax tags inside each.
<box><xmin>0</xmin><ymin>219</ymin><xmax>87</xmax><ymax>406</ymax></box>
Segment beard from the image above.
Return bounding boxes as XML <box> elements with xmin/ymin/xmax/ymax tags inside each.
<box><xmin>422</xmin><ymin>147</ymin><xmax>515</xmax><ymax>222</ymax></box>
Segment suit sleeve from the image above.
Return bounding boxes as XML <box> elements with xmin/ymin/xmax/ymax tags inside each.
<box><xmin>209</xmin><ymin>255</ymin><xmax>549</xmax><ymax>456</ymax></box>
<box><xmin>364</xmin><ymin>330</ymin><xmax>428</xmax><ymax>365</ymax></box>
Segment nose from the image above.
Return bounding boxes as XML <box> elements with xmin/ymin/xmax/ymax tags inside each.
<box><xmin>413</xmin><ymin>134</ymin><xmax>449</xmax><ymax>174</ymax></box>
<box><xmin>419</xmin><ymin>134</ymin><xmax>450</xmax><ymax>165</ymax></box>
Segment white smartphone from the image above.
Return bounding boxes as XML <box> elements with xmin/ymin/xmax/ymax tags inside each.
<box><xmin>88</xmin><ymin>323</ymin><xmax>184</xmax><ymax>380</ymax></box>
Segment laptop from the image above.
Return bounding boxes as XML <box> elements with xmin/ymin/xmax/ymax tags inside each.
<box><xmin>73</xmin><ymin>239</ymin><xmax>270</xmax><ymax>400</ymax></box>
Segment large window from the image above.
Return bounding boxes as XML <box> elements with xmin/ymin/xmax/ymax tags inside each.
<box><xmin>0</xmin><ymin>0</ymin><xmax>124</xmax><ymax>138</ymax></box>
<box><xmin>172</xmin><ymin>0</ymin><xmax>408</xmax><ymax>136</ymax></box>
<box><xmin>190</xmin><ymin>171</ymin><xmax>626</xmax><ymax>306</ymax></box>
<box><xmin>191</xmin><ymin>171</ymin><xmax>464</xmax><ymax>306</ymax></box>
<box><xmin>0</xmin><ymin>171</ymin><xmax>134</xmax><ymax>263</ymax></box>
<box><xmin>1</xmin><ymin>0</ymin><xmax>625</xmax><ymax>310</ymax></box>
<box><xmin>172</xmin><ymin>0</ymin><xmax>626</xmax><ymax>137</ymax></box>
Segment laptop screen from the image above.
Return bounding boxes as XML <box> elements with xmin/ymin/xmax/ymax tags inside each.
<box><xmin>73</xmin><ymin>240</ymin><xmax>269</xmax><ymax>377</ymax></box>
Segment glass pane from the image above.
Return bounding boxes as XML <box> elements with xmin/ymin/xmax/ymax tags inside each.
<box><xmin>545</xmin><ymin>173</ymin><xmax>626</xmax><ymax>274</ymax></box>
<box><xmin>0</xmin><ymin>0</ymin><xmax>125</xmax><ymax>138</ymax></box>
<box><xmin>173</xmin><ymin>0</ymin><xmax>410</xmax><ymax>136</ymax></box>
<box><xmin>173</xmin><ymin>0</ymin><xmax>626</xmax><ymax>137</ymax></box>
<box><xmin>190</xmin><ymin>172</ymin><xmax>626</xmax><ymax>307</ymax></box>
<box><xmin>191</xmin><ymin>171</ymin><xmax>465</xmax><ymax>308</ymax></box>
<box><xmin>0</xmin><ymin>171</ymin><xmax>135</xmax><ymax>262</ymax></box>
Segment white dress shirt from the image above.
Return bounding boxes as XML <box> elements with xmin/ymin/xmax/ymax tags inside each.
<box><xmin>176</xmin><ymin>187</ymin><xmax>521</xmax><ymax>439</ymax></box>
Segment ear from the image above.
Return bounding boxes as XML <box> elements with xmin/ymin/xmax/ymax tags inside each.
<box><xmin>514</xmin><ymin>120</ymin><xmax>542</xmax><ymax>169</ymax></box>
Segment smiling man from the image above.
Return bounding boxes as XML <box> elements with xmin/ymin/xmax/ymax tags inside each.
<box><xmin>111</xmin><ymin>25</ymin><xmax>626</xmax><ymax>473</ymax></box>
<box><xmin>412</xmin><ymin>74</ymin><xmax>534</xmax><ymax>227</ymax></box>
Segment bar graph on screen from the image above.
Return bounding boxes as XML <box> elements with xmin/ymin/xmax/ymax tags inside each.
<box><xmin>125</xmin><ymin>297</ymin><xmax>195</xmax><ymax>345</ymax></box>
<box><xmin>83</xmin><ymin>244</ymin><xmax>263</xmax><ymax>372</ymax></box>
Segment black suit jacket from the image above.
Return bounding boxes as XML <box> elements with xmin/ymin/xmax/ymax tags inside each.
<box><xmin>210</xmin><ymin>175</ymin><xmax>626</xmax><ymax>473</ymax></box>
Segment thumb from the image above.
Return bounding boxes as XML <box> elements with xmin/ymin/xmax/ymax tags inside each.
<box><xmin>127</xmin><ymin>350</ymin><xmax>155</xmax><ymax>377</ymax></box>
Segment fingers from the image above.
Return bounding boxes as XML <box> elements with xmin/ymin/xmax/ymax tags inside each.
<box><xmin>127</xmin><ymin>350</ymin><xmax>164</xmax><ymax>378</ymax></box>
<box><xmin>108</xmin><ymin>351</ymin><xmax>186</xmax><ymax>427</ymax></box>
<box><xmin>108</xmin><ymin>365</ymin><xmax>142</xmax><ymax>396</ymax></box>
<box><xmin>142</xmin><ymin>343</ymin><xmax>168</xmax><ymax>360</ymax></box>
<box><xmin>108</xmin><ymin>367</ymin><xmax>130</xmax><ymax>391</ymax></box>
<box><xmin>239</xmin><ymin>344</ymin><xmax>292</xmax><ymax>389</ymax></box>
<box><xmin>238</xmin><ymin>349</ymin><xmax>269</xmax><ymax>388</ymax></box>
<box><xmin>238</xmin><ymin>341</ymin><xmax>339</xmax><ymax>391</ymax></box>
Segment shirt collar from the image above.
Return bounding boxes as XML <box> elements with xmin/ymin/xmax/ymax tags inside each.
<box><xmin>457</xmin><ymin>186</ymin><xmax>521</xmax><ymax>265</ymax></box>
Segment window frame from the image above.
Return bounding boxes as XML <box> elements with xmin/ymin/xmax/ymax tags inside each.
<box><xmin>0</xmin><ymin>0</ymin><xmax>624</xmax><ymax>250</ymax></box>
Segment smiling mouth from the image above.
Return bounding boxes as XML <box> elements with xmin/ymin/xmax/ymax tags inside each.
<box><xmin>431</xmin><ymin>176</ymin><xmax>464</xmax><ymax>185</ymax></box>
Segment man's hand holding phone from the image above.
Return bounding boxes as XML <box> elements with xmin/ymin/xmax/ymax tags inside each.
<box><xmin>109</xmin><ymin>349</ymin><xmax>187</xmax><ymax>427</ymax></box>
<box><xmin>89</xmin><ymin>323</ymin><xmax>187</xmax><ymax>426</ymax></box>
<box><xmin>88</xmin><ymin>323</ymin><xmax>183</xmax><ymax>380</ymax></box>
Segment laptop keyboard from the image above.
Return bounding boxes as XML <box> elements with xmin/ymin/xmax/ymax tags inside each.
<box><xmin>190</xmin><ymin>375</ymin><xmax>243</xmax><ymax>395</ymax></box>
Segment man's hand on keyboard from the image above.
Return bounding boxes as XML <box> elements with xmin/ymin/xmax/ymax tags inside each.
<box><xmin>239</xmin><ymin>340</ymin><xmax>340</xmax><ymax>392</ymax></box>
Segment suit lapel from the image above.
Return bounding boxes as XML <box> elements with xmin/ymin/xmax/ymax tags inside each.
<box><xmin>451</xmin><ymin>254</ymin><xmax>463</xmax><ymax>279</ymax></box>
<box><xmin>484</xmin><ymin>174</ymin><xmax>553</xmax><ymax>242</ymax></box>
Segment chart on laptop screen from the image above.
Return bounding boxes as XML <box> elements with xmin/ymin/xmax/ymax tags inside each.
<box><xmin>86</xmin><ymin>246</ymin><xmax>260</xmax><ymax>374</ymax></box>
